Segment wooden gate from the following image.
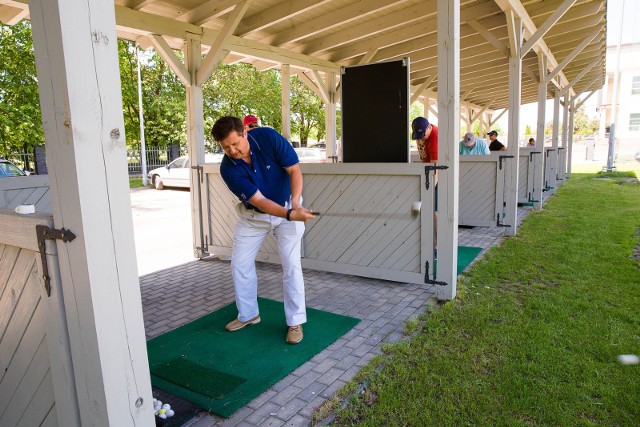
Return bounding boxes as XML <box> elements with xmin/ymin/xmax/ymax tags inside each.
<box><xmin>0</xmin><ymin>210</ymin><xmax>77</xmax><ymax>427</ymax></box>
<box><xmin>544</xmin><ymin>147</ymin><xmax>557</xmax><ymax>189</ymax></box>
<box><xmin>0</xmin><ymin>175</ymin><xmax>51</xmax><ymax>211</ymax></box>
<box><xmin>557</xmin><ymin>147</ymin><xmax>567</xmax><ymax>181</ymax></box>
<box><xmin>518</xmin><ymin>148</ymin><xmax>542</xmax><ymax>204</ymax></box>
<box><xmin>459</xmin><ymin>155</ymin><xmax>507</xmax><ymax>227</ymax></box>
<box><xmin>203</xmin><ymin>163</ymin><xmax>434</xmax><ymax>284</ymax></box>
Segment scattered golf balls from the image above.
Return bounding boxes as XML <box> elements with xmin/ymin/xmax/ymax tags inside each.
<box><xmin>158</xmin><ymin>413</ymin><xmax>167</xmax><ymax>419</ymax></box>
<box><xmin>152</xmin><ymin>397</ymin><xmax>176</xmax><ymax>418</ymax></box>
<box><xmin>617</xmin><ymin>354</ymin><xmax>640</xmax><ymax>365</ymax></box>
<box><xmin>162</xmin><ymin>403</ymin><xmax>171</xmax><ymax>410</ymax></box>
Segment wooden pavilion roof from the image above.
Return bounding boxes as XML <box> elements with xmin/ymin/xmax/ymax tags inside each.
<box><xmin>1</xmin><ymin>0</ymin><xmax>607</xmax><ymax>112</ymax></box>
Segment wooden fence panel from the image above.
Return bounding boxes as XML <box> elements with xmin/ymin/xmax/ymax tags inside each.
<box><xmin>203</xmin><ymin>163</ymin><xmax>433</xmax><ymax>284</ymax></box>
<box><xmin>0</xmin><ymin>176</ymin><xmax>51</xmax><ymax>213</ymax></box>
<box><xmin>459</xmin><ymin>156</ymin><xmax>505</xmax><ymax>227</ymax></box>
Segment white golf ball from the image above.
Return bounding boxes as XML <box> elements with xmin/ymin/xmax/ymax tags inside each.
<box><xmin>617</xmin><ymin>354</ymin><xmax>640</xmax><ymax>365</ymax></box>
<box><xmin>166</xmin><ymin>409</ymin><xmax>175</xmax><ymax>417</ymax></box>
<box><xmin>162</xmin><ymin>403</ymin><xmax>171</xmax><ymax>410</ymax></box>
<box><xmin>158</xmin><ymin>413</ymin><xmax>167</xmax><ymax>419</ymax></box>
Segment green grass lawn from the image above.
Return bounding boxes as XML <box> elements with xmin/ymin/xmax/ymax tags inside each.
<box><xmin>330</xmin><ymin>173</ymin><xmax>640</xmax><ymax>426</ymax></box>
<box><xmin>129</xmin><ymin>177</ymin><xmax>149</xmax><ymax>189</ymax></box>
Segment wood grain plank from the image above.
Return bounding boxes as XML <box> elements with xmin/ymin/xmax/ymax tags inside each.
<box><xmin>16</xmin><ymin>369</ymin><xmax>55</xmax><ymax>427</ymax></box>
<box><xmin>0</xmin><ymin>252</ymin><xmax>38</xmax><ymax>341</ymax></box>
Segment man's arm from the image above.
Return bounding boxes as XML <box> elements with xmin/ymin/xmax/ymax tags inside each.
<box><xmin>247</xmin><ymin>164</ymin><xmax>314</xmax><ymax>222</ymax></box>
<box><xmin>285</xmin><ymin>164</ymin><xmax>303</xmax><ymax>209</ymax></box>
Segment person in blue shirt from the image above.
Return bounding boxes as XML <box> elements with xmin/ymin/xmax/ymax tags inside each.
<box><xmin>459</xmin><ymin>132</ymin><xmax>490</xmax><ymax>155</ymax></box>
<box><xmin>211</xmin><ymin>116</ymin><xmax>316</xmax><ymax>344</ymax></box>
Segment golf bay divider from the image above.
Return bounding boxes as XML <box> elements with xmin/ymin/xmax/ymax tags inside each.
<box><xmin>202</xmin><ymin>163</ymin><xmax>435</xmax><ymax>284</ymax></box>
<box><xmin>0</xmin><ymin>209</ymin><xmax>78</xmax><ymax>426</ymax></box>
<box><xmin>518</xmin><ymin>148</ymin><xmax>543</xmax><ymax>205</ymax></box>
<box><xmin>459</xmin><ymin>154</ymin><xmax>509</xmax><ymax>227</ymax></box>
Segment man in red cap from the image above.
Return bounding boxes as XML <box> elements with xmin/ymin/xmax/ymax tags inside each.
<box><xmin>243</xmin><ymin>114</ymin><xmax>259</xmax><ymax>131</ymax></box>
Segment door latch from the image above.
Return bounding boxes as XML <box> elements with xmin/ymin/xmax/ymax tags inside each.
<box><xmin>35</xmin><ymin>225</ymin><xmax>76</xmax><ymax>297</ymax></box>
<box><xmin>424</xmin><ymin>165</ymin><xmax>449</xmax><ymax>190</ymax></box>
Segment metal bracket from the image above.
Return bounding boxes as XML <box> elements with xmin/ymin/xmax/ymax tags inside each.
<box><xmin>529</xmin><ymin>151</ymin><xmax>541</xmax><ymax>162</ymax></box>
<box><xmin>496</xmin><ymin>213</ymin><xmax>511</xmax><ymax>227</ymax></box>
<box><xmin>424</xmin><ymin>165</ymin><xmax>448</xmax><ymax>190</ymax></box>
<box><xmin>546</xmin><ymin>148</ymin><xmax>556</xmax><ymax>158</ymax></box>
<box><xmin>35</xmin><ymin>225</ymin><xmax>76</xmax><ymax>297</ymax></box>
<box><xmin>191</xmin><ymin>165</ymin><xmax>204</xmax><ymax>183</ymax></box>
<box><xmin>424</xmin><ymin>261</ymin><xmax>448</xmax><ymax>286</ymax></box>
<box><xmin>498</xmin><ymin>155</ymin><xmax>515</xmax><ymax>170</ymax></box>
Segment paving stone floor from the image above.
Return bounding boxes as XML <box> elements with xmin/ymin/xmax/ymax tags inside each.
<box><xmin>140</xmin><ymin>189</ymin><xmax>555</xmax><ymax>427</ymax></box>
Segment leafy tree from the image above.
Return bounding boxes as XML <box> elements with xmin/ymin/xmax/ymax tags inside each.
<box><xmin>525</xmin><ymin>124</ymin><xmax>533</xmax><ymax>137</ymax></box>
<box><xmin>0</xmin><ymin>21</ymin><xmax>43</xmax><ymax>162</ymax></box>
<box><xmin>290</xmin><ymin>76</ymin><xmax>324</xmax><ymax>146</ymax></box>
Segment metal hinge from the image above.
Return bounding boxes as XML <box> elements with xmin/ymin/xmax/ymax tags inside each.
<box><xmin>424</xmin><ymin>165</ymin><xmax>449</xmax><ymax>190</ymax></box>
<box><xmin>546</xmin><ymin>148</ymin><xmax>556</xmax><ymax>158</ymax></box>
<box><xmin>498</xmin><ymin>155</ymin><xmax>515</xmax><ymax>170</ymax></box>
<box><xmin>191</xmin><ymin>165</ymin><xmax>204</xmax><ymax>183</ymax></box>
<box><xmin>424</xmin><ymin>261</ymin><xmax>448</xmax><ymax>286</ymax></box>
<box><xmin>496</xmin><ymin>213</ymin><xmax>511</xmax><ymax>227</ymax></box>
<box><xmin>36</xmin><ymin>225</ymin><xmax>76</xmax><ymax>297</ymax></box>
<box><xmin>529</xmin><ymin>151</ymin><xmax>541</xmax><ymax>162</ymax></box>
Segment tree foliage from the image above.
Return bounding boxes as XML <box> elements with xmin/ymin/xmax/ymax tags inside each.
<box><xmin>0</xmin><ymin>21</ymin><xmax>43</xmax><ymax>157</ymax></box>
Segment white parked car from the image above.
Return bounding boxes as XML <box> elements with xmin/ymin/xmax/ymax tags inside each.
<box><xmin>148</xmin><ymin>154</ymin><xmax>223</xmax><ymax>190</ymax></box>
<box><xmin>294</xmin><ymin>147</ymin><xmax>326</xmax><ymax>163</ymax></box>
<box><xmin>0</xmin><ymin>158</ymin><xmax>30</xmax><ymax>178</ymax></box>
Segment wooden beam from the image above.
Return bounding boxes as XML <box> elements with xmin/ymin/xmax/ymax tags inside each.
<box><xmin>359</xmin><ymin>49</ymin><xmax>379</xmax><ymax>64</ymax></box>
<box><xmin>472</xmin><ymin>98</ymin><xmax>496</xmax><ymax>122</ymax></box>
<box><xmin>149</xmin><ymin>34</ymin><xmax>191</xmax><ymax>86</ymax></box>
<box><xmin>312</xmin><ymin>70</ymin><xmax>330</xmax><ymax>103</ymax></box>
<box><xmin>296</xmin><ymin>71</ymin><xmax>326</xmax><ymax>100</ymax></box>
<box><xmin>560</xmin><ymin>58</ymin><xmax>600</xmax><ymax>97</ymax></box>
<box><xmin>489</xmin><ymin>108</ymin><xmax>507</xmax><ymax>127</ymax></box>
<box><xmin>467</xmin><ymin>19</ymin><xmax>509</xmax><ymax>56</ymax></box>
<box><xmin>270</xmin><ymin>0</ymin><xmax>406</xmax><ymax>46</ymax></box>
<box><xmin>521</xmin><ymin>0</ymin><xmax>577</xmax><ymax>57</ymax></box>
<box><xmin>113</xmin><ymin>6</ymin><xmax>340</xmax><ymax>73</ymax></box>
<box><xmin>196</xmin><ymin>0</ymin><xmax>251</xmax><ymax>86</ymax></box>
<box><xmin>545</xmin><ymin>30</ymin><xmax>599</xmax><ymax>85</ymax></box>
<box><xmin>175</xmin><ymin>0</ymin><xmax>238</xmax><ymax>26</ymax></box>
<box><xmin>410</xmin><ymin>75</ymin><xmax>435</xmax><ymax>104</ymax></box>
<box><xmin>235</xmin><ymin>0</ymin><xmax>330</xmax><ymax>36</ymax></box>
<box><xmin>0</xmin><ymin>4</ymin><xmax>28</xmax><ymax>25</ymax></box>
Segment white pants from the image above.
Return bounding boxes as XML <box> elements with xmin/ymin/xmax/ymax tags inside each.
<box><xmin>231</xmin><ymin>203</ymin><xmax>307</xmax><ymax>326</ymax></box>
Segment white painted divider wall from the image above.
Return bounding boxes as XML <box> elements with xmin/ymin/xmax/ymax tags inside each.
<box><xmin>458</xmin><ymin>154</ymin><xmax>508</xmax><ymax>227</ymax></box>
<box><xmin>518</xmin><ymin>148</ymin><xmax>543</xmax><ymax>204</ymax></box>
<box><xmin>202</xmin><ymin>163</ymin><xmax>435</xmax><ymax>284</ymax></box>
<box><xmin>544</xmin><ymin>147</ymin><xmax>557</xmax><ymax>190</ymax></box>
<box><xmin>557</xmin><ymin>147</ymin><xmax>567</xmax><ymax>181</ymax></box>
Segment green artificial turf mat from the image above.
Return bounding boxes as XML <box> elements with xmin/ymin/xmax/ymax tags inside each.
<box><xmin>147</xmin><ymin>298</ymin><xmax>360</xmax><ymax>418</ymax></box>
<box><xmin>458</xmin><ymin>246</ymin><xmax>483</xmax><ymax>274</ymax></box>
<box><xmin>518</xmin><ymin>201</ymin><xmax>535</xmax><ymax>207</ymax></box>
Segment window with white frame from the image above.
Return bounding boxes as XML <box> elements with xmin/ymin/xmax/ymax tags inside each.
<box><xmin>630</xmin><ymin>113</ymin><xmax>640</xmax><ymax>132</ymax></box>
<box><xmin>633</xmin><ymin>76</ymin><xmax>640</xmax><ymax>95</ymax></box>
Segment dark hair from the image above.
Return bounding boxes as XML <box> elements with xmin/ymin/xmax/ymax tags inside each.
<box><xmin>247</xmin><ymin>123</ymin><xmax>260</xmax><ymax>129</ymax></box>
<box><xmin>211</xmin><ymin>116</ymin><xmax>244</xmax><ymax>142</ymax></box>
<box><xmin>529</xmin><ymin>137</ymin><xmax>535</xmax><ymax>142</ymax></box>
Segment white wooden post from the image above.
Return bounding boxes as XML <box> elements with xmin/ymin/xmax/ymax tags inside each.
<box><xmin>28</xmin><ymin>0</ymin><xmax>154</xmax><ymax>425</ymax></box>
<box><xmin>281</xmin><ymin>64</ymin><xmax>291</xmax><ymax>142</ymax></box>
<box><xmin>534</xmin><ymin>66</ymin><xmax>546</xmax><ymax>209</ymax></box>
<box><xmin>550</xmin><ymin>89</ymin><xmax>560</xmax><ymax>183</ymax></box>
<box><xmin>185</xmin><ymin>38</ymin><xmax>207</xmax><ymax>259</ymax></box>
<box><xmin>435</xmin><ymin>0</ymin><xmax>459</xmax><ymax>301</ymax></box>
<box><xmin>325</xmin><ymin>71</ymin><xmax>338</xmax><ymax>161</ymax></box>
<box><xmin>422</xmin><ymin>97</ymin><xmax>430</xmax><ymax>121</ymax></box>
<box><xmin>504</xmin><ymin>12</ymin><xmax>522</xmax><ymax>236</ymax></box>
<box><xmin>561</xmin><ymin>94</ymin><xmax>569</xmax><ymax>178</ymax></box>
<box><xmin>568</xmin><ymin>97</ymin><xmax>575</xmax><ymax>177</ymax></box>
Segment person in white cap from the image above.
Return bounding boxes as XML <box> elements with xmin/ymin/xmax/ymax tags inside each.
<box><xmin>459</xmin><ymin>132</ymin><xmax>490</xmax><ymax>155</ymax></box>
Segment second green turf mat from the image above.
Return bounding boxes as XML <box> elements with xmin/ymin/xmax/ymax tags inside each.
<box><xmin>458</xmin><ymin>246</ymin><xmax>483</xmax><ymax>274</ymax></box>
<box><xmin>147</xmin><ymin>298</ymin><xmax>360</xmax><ymax>418</ymax></box>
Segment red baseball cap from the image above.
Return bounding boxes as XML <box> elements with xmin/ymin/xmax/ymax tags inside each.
<box><xmin>243</xmin><ymin>114</ymin><xmax>258</xmax><ymax>126</ymax></box>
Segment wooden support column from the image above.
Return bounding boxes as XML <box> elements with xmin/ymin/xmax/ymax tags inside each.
<box><xmin>504</xmin><ymin>11</ymin><xmax>522</xmax><ymax>237</ymax></box>
<box><xmin>568</xmin><ymin>97</ymin><xmax>575</xmax><ymax>177</ymax></box>
<box><xmin>435</xmin><ymin>0</ymin><xmax>459</xmax><ymax>301</ymax></box>
<box><xmin>281</xmin><ymin>64</ymin><xmax>291</xmax><ymax>142</ymax></box>
<box><xmin>549</xmin><ymin>89</ymin><xmax>560</xmax><ymax>185</ymax></box>
<box><xmin>185</xmin><ymin>38</ymin><xmax>207</xmax><ymax>259</ymax></box>
<box><xmin>561</xmin><ymin>94</ymin><xmax>569</xmax><ymax>178</ymax></box>
<box><xmin>325</xmin><ymin>71</ymin><xmax>338</xmax><ymax>161</ymax></box>
<box><xmin>422</xmin><ymin>97</ymin><xmax>430</xmax><ymax>121</ymax></box>
<box><xmin>533</xmin><ymin>59</ymin><xmax>546</xmax><ymax>209</ymax></box>
<box><xmin>28</xmin><ymin>0</ymin><xmax>154</xmax><ymax>425</ymax></box>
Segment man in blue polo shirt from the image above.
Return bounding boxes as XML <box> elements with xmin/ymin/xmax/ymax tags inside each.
<box><xmin>211</xmin><ymin>116</ymin><xmax>316</xmax><ymax>344</ymax></box>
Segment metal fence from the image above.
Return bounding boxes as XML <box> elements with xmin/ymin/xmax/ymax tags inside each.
<box><xmin>4</xmin><ymin>145</ymin><xmax>185</xmax><ymax>177</ymax></box>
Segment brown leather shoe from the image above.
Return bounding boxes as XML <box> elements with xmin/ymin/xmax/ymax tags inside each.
<box><xmin>225</xmin><ymin>314</ymin><xmax>261</xmax><ymax>332</ymax></box>
<box><xmin>286</xmin><ymin>325</ymin><xmax>303</xmax><ymax>344</ymax></box>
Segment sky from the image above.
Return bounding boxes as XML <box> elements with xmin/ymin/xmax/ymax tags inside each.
<box><xmin>495</xmin><ymin>0</ymin><xmax>639</xmax><ymax>133</ymax></box>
